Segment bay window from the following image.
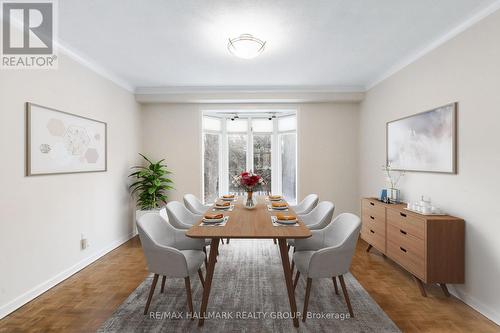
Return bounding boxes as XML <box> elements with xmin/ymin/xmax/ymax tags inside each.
<box><xmin>202</xmin><ymin>112</ymin><xmax>297</xmax><ymax>204</ymax></box>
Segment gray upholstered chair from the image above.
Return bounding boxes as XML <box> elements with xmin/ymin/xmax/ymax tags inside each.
<box><xmin>291</xmin><ymin>194</ymin><xmax>319</xmax><ymax>215</ymax></box>
<box><xmin>183</xmin><ymin>194</ymin><xmax>211</xmax><ymax>215</ymax></box>
<box><xmin>299</xmin><ymin>201</ymin><xmax>335</xmax><ymax>230</ymax></box>
<box><xmin>293</xmin><ymin>213</ymin><xmax>361</xmax><ymax>320</ymax></box>
<box><xmin>165</xmin><ymin>201</ymin><xmax>201</xmax><ymax>229</ymax></box>
<box><xmin>183</xmin><ymin>194</ymin><xmax>229</xmax><ymax>244</ymax></box>
<box><xmin>137</xmin><ymin>213</ymin><xmax>206</xmax><ymax>316</ymax></box>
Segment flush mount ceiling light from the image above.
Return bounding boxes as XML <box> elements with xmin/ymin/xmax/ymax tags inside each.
<box><xmin>228</xmin><ymin>34</ymin><xmax>266</xmax><ymax>59</ymax></box>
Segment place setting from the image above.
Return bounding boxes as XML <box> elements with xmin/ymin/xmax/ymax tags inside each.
<box><xmin>200</xmin><ymin>213</ymin><xmax>229</xmax><ymax>227</ymax></box>
<box><xmin>266</xmin><ymin>194</ymin><xmax>289</xmax><ymax>211</ymax></box>
<box><xmin>271</xmin><ymin>213</ymin><xmax>299</xmax><ymax>227</ymax></box>
<box><xmin>212</xmin><ymin>199</ymin><xmax>235</xmax><ymax>211</ymax></box>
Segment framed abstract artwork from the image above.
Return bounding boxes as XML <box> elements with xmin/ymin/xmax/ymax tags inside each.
<box><xmin>386</xmin><ymin>102</ymin><xmax>457</xmax><ymax>174</ymax></box>
<box><xmin>26</xmin><ymin>102</ymin><xmax>107</xmax><ymax>176</ymax></box>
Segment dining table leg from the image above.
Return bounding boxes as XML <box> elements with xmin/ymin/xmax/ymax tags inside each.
<box><xmin>277</xmin><ymin>238</ymin><xmax>300</xmax><ymax>327</ymax></box>
<box><xmin>198</xmin><ymin>237</ymin><xmax>220</xmax><ymax>327</ymax></box>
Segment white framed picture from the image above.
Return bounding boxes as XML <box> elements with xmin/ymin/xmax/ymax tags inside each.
<box><xmin>386</xmin><ymin>103</ymin><xmax>457</xmax><ymax>174</ymax></box>
<box><xmin>26</xmin><ymin>102</ymin><xmax>107</xmax><ymax>176</ymax></box>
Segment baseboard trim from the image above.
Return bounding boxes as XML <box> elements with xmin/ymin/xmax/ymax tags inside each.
<box><xmin>448</xmin><ymin>285</ymin><xmax>500</xmax><ymax>326</ymax></box>
<box><xmin>0</xmin><ymin>231</ymin><xmax>137</xmax><ymax>320</ymax></box>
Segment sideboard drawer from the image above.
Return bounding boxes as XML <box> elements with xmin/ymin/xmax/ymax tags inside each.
<box><xmin>361</xmin><ymin>225</ymin><xmax>385</xmax><ymax>252</ymax></box>
<box><xmin>362</xmin><ymin>199</ymin><xmax>386</xmax><ymax>220</ymax></box>
<box><xmin>387</xmin><ymin>224</ymin><xmax>425</xmax><ymax>258</ymax></box>
<box><xmin>362</xmin><ymin>212</ymin><xmax>385</xmax><ymax>235</ymax></box>
<box><xmin>387</xmin><ymin>239</ymin><xmax>425</xmax><ymax>280</ymax></box>
<box><xmin>387</xmin><ymin>208</ymin><xmax>426</xmax><ymax>240</ymax></box>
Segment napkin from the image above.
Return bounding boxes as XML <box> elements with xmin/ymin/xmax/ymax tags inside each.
<box><xmin>204</xmin><ymin>213</ymin><xmax>223</xmax><ymax>220</ymax></box>
<box><xmin>276</xmin><ymin>213</ymin><xmax>297</xmax><ymax>221</ymax></box>
<box><xmin>271</xmin><ymin>202</ymin><xmax>288</xmax><ymax>208</ymax></box>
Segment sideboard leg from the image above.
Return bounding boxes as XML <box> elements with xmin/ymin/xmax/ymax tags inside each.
<box><xmin>413</xmin><ymin>276</ymin><xmax>427</xmax><ymax>297</ymax></box>
<box><xmin>440</xmin><ymin>283</ymin><xmax>451</xmax><ymax>297</ymax></box>
<box><xmin>366</xmin><ymin>244</ymin><xmax>373</xmax><ymax>253</ymax></box>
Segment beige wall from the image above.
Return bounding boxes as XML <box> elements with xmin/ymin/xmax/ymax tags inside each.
<box><xmin>141</xmin><ymin>102</ymin><xmax>360</xmax><ymax>215</ymax></box>
<box><xmin>359</xmin><ymin>10</ymin><xmax>500</xmax><ymax>324</ymax></box>
<box><xmin>0</xmin><ymin>54</ymin><xmax>141</xmax><ymax>318</ymax></box>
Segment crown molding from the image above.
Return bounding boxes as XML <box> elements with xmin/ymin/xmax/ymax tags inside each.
<box><xmin>365</xmin><ymin>0</ymin><xmax>500</xmax><ymax>90</ymax></box>
<box><xmin>135</xmin><ymin>86</ymin><xmax>365</xmax><ymax>104</ymax></box>
<box><xmin>2</xmin><ymin>16</ymin><xmax>135</xmax><ymax>92</ymax></box>
<box><xmin>57</xmin><ymin>40</ymin><xmax>135</xmax><ymax>92</ymax></box>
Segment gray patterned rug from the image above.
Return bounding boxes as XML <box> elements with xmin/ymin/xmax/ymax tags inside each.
<box><xmin>99</xmin><ymin>240</ymin><xmax>400</xmax><ymax>332</ymax></box>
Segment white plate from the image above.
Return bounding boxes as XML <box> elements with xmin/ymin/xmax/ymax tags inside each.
<box><xmin>269</xmin><ymin>197</ymin><xmax>282</xmax><ymax>201</ymax></box>
<box><xmin>214</xmin><ymin>205</ymin><xmax>231</xmax><ymax>209</ymax></box>
<box><xmin>221</xmin><ymin>197</ymin><xmax>235</xmax><ymax>201</ymax></box>
<box><xmin>276</xmin><ymin>219</ymin><xmax>297</xmax><ymax>225</ymax></box>
<box><xmin>202</xmin><ymin>218</ymin><xmax>224</xmax><ymax>224</ymax></box>
<box><xmin>270</xmin><ymin>205</ymin><xmax>288</xmax><ymax>210</ymax></box>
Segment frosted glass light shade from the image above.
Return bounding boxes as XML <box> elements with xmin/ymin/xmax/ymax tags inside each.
<box><xmin>228</xmin><ymin>34</ymin><xmax>266</xmax><ymax>59</ymax></box>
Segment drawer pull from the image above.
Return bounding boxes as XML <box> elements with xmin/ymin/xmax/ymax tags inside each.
<box><xmin>370</xmin><ymin>216</ymin><xmax>375</xmax><ymax>220</ymax></box>
<box><xmin>370</xmin><ymin>202</ymin><xmax>375</xmax><ymax>206</ymax></box>
<box><xmin>400</xmin><ymin>212</ymin><xmax>407</xmax><ymax>217</ymax></box>
<box><xmin>400</xmin><ymin>229</ymin><xmax>407</xmax><ymax>235</ymax></box>
<box><xmin>400</xmin><ymin>246</ymin><xmax>407</xmax><ymax>253</ymax></box>
<box><xmin>370</xmin><ymin>229</ymin><xmax>375</xmax><ymax>234</ymax></box>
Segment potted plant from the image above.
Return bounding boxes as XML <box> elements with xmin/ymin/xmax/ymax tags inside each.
<box><xmin>129</xmin><ymin>154</ymin><xmax>173</xmax><ymax>223</ymax></box>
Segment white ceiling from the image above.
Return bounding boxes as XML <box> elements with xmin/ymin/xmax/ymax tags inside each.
<box><xmin>58</xmin><ymin>0</ymin><xmax>500</xmax><ymax>92</ymax></box>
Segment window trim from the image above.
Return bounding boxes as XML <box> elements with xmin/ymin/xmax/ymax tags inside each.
<box><xmin>202</xmin><ymin>112</ymin><xmax>297</xmax><ymax>204</ymax></box>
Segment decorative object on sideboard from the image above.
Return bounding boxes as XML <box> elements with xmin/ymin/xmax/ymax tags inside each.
<box><xmin>386</xmin><ymin>102</ymin><xmax>457</xmax><ymax>174</ymax></box>
<box><xmin>128</xmin><ymin>154</ymin><xmax>174</xmax><ymax>210</ymax></box>
<box><xmin>26</xmin><ymin>102</ymin><xmax>107</xmax><ymax>176</ymax></box>
<box><xmin>382</xmin><ymin>163</ymin><xmax>405</xmax><ymax>203</ymax></box>
<box><xmin>405</xmin><ymin>196</ymin><xmax>446</xmax><ymax>215</ymax></box>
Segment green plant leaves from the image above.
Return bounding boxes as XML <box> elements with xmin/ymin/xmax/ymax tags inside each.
<box><xmin>128</xmin><ymin>153</ymin><xmax>174</xmax><ymax>209</ymax></box>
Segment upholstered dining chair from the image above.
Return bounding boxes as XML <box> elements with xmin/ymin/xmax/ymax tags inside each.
<box><xmin>137</xmin><ymin>213</ymin><xmax>206</xmax><ymax>316</ymax></box>
<box><xmin>183</xmin><ymin>194</ymin><xmax>211</xmax><ymax>215</ymax></box>
<box><xmin>165</xmin><ymin>201</ymin><xmax>201</xmax><ymax>229</ymax></box>
<box><xmin>163</xmin><ymin>203</ymin><xmax>212</xmax><ymax>266</ymax></box>
<box><xmin>183</xmin><ymin>194</ymin><xmax>229</xmax><ymax>244</ymax></box>
<box><xmin>291</xmin><ymin>194</ymin><xmax>319</xmax><ymax>215</ymax></box>
<box><xmin>292</xmin><ymin>213</ymin><xmax>361</xmax><ymax>320</ymax></box>
<box><xmin>299</xmin><ymin>201</ymin><xmax>335</xmax><ymax>230</ymax></box>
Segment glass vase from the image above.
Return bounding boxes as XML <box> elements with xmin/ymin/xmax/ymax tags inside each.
<box><xmin>244</xmin><ymin>190</ymin><xmax>257</xmax><ymax>209</ymax></box>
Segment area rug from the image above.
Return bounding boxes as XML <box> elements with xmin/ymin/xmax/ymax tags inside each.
<box><xmin>98</xmin><ymin>240</ymin><xmax>400</xmax><ymax>332</ymax></box>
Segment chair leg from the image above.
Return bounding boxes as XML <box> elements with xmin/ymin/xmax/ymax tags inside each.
<box><xmin>203</xmin><ymin>246</ymin><xmax>208</xmax><ymax>268</ymax></box>
<box><xmin>144</xmin><ymin>274</ymin><xmax>159</xmax><ymax>315</ymax></box>
<box><xmin>293</xmin><ymin>271</ymin><xmax>300</xmax><ymax>290</ymax></box>
<box><xmin>302</xmin><ymin>278</ymin><xmax>312</xmax><ymax>322</ymax></box>
<box><xmin>332</xmin><ymin>276</ymin><xmax>339</xmax><ymax>295</ymax></box>
<box><xmin>287</xmin><ymin>244</ymin><xmax>291</xmax><ymax>251</ymax></box>
<box><xmin>339</xmin><ymin>275</ymin><xmax>354</xmax><ymax>317</ymax></box>
<box><xmin>273</xmin><ymin>238</ymin><xmax>277</xmax><ymax>244</ymax></box>
<box><xmin>221</xmin><ymin>238</ymin><xmax>225</xmax><ymax>244</ymax></box>
<box><xmin>290</xmin><ymin>248</ymin><xmax>296</xmax><ymax>273</ymax></box>
<box><xmin>226</xmin><ymin>238</ymin><xmax>230</xmax><ymax>244</ymax></box>
<box><xmin>198</xmin><ymin>268</ymin><xmax>205</xmax><ymax>288</ymax></box>
<box><xmin>185</xmin><ymin>277</ymin><xmax>194</xmax><ymax>320</ymax></box>
<box><xmin>160</xmin><ymin>275</ymin><xmax>166</xmax><ymax>293</ymax></box>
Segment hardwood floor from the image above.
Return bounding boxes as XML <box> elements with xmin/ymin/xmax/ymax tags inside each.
<box><xmin>0</xmin><ymin>237</ymin><xmax>498</xmax><ymax>332</ymax></box>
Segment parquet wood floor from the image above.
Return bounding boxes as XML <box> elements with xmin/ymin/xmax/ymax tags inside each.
<box><xmin>0</xmin><ymin>237</ymin><xmax>498</xmax><ymax>332</ymax></box>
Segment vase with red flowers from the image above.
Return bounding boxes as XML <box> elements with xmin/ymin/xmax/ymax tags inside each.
<box><xmin>232</xmin><ymin>171</ymin><xmax>264</xmax><ymax>209</ymax></box>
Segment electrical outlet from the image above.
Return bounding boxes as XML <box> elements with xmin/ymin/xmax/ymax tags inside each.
<box><xmin>80</xmin><ymin>234</ymin><xmax>89</xmax><ymax>250</ymax></box>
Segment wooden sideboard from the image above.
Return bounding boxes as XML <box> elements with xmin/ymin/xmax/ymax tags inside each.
<box><xmin>361</xmin><ymin>197</ymin><xmax>464</xmax><ymax>297</ymax></box>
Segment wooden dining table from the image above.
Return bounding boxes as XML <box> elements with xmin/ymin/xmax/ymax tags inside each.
<box><xmin>186</xmin><ymin>195</ymin><xmax>312</xmax><ymax>327</ymax></box>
